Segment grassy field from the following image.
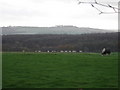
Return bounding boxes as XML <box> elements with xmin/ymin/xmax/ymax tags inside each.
<box><xmin>0</xmin><ymin>53</ymin><xmax>2</xmax><ymax>89</ymax></box>
<box><xmin>2</xmin><ymin>52</ymin><xmax>118</xmax><ymax>88</ymax></box>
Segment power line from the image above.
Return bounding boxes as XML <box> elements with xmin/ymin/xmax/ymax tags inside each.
<box><xmin>77</xmin><ymin>0</ymin><xmax>119</xmax><ymax>14</ymax></box>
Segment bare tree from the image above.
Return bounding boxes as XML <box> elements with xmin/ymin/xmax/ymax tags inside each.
<box><xmin>77</xmin><ymin>0</ymin><xmax>119</xmax><ymax>14</ymax></box>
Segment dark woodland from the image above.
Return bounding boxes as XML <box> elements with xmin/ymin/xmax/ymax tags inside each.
<box><xmin>2</xmin><ymin>32</ymin><xmax>118</xmax><ymax>52</ymax></box>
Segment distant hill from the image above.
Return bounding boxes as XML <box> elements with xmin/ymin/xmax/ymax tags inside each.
<box><xmin>1</xmin><ymin>25</ymin><xmax>115</xmax><ymax>35</ymax></box>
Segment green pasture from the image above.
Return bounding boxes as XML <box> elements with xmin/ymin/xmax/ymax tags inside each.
<box><xmin>2</xmin><ymin>52</ymin><xmax>118</xmax><ymax>88</ymax></box>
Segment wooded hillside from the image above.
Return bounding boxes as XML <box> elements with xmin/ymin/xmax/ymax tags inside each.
<box><xmin>2</xmin><ymin>33</ymin><xmax>118</xmax><ymax>52</ymax></box>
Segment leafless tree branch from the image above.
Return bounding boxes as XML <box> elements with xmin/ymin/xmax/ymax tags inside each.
<box><xmin>77</xmin><ymin>0</ymin><xmax>119</xmax><ymax>14</ymax></box>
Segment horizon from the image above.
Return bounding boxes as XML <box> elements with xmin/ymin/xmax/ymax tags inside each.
<box><xmin>1</xmin><ymin>25</ymin><xmax>118</xmax><ymax>31</ymax></box>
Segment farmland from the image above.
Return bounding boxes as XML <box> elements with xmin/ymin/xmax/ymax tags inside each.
<box><xmin>2</xmin><ymin>52</ymin><xmax>118</xmax><ymax>88</ymax></box>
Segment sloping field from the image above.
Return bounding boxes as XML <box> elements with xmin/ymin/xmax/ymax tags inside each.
<box><xmin>2</xmin><ymin>52</ymin><xmax>118</xmax><ymax>88</ymax></box>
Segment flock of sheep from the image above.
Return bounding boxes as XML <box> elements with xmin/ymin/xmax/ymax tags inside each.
<box><xmin>22</xmin><ymin>48</ymin><xmax>111</xmax><ymax>56</ymax></box>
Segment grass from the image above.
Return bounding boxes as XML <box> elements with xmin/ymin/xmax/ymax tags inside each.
<box><xmin>0</xmin><ymin>52</ymin><xmax>2</xmax><ymax>89</ymax></box>
<box><xmin>2</xmin><ymin>52</ymin><xmax>118</xmax><ymax>88</ymax></box>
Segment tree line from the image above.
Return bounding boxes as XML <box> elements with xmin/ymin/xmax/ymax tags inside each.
<box><xmin>2</xmin><ymin>32</ymin><xmax>119</xmax><ymax>52</ymax></box>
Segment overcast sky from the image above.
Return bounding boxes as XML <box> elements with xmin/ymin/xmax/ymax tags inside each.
<box><xmin>0</xmin><ymin>0</ymin><xmax>119</xmax><ymax>31</ymax></box>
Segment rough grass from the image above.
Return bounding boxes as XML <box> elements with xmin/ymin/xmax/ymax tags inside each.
<box><xmin>2</xmin><ymin>52</ymin><xmax>118</xmax><ymax>88</ymax></box>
